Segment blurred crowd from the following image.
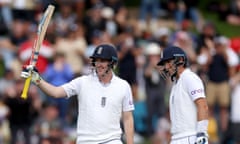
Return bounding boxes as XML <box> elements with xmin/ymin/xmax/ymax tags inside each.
<box><xmin>0</xmin><ymin>0</ymin><xmax>240</xmax><ymax>144</ymax></box>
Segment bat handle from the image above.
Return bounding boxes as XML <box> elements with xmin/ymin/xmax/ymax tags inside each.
<box><xmin>21</xmin><ymin>76</ymin><xmax>32</xmax><ymax>99</ymax></box>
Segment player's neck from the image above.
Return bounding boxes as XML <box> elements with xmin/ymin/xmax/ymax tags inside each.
<box><xmin>176</xmin><ymin>67</ymin><xmax>185</xmax><ymax>79</ymax></box>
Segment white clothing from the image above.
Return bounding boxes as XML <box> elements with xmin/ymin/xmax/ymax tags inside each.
<box><xmin>226</xmin><ymin>47</ymin><xmax>239</xmax><ymax>67</ymax></box>
<box><xmin>170</xmin><ymin>135</ymin><xmax>196</xmax><ymax>144</ymax></box>
<box><xmin>62</xmin><ymin>73</ymin><xmax>134</xmax><ymax>144</ymax></box>
<box><xmin>231</xmin><ymin>84</ymin><xmax>240</xmax><ymax>122</ymax></box>
<box><xmin>169</xmin><ymin>68</ymin><xmax>206</xmax><ymax>139</ymax></box>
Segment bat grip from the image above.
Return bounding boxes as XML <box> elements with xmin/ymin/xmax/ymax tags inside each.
<box><xmin>21</xmin><ymin>76</ymin><xmax>32</xmax><ymax>99</ymax></box>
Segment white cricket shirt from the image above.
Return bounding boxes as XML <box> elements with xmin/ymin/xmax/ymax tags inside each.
<box><xmin>169</xmin><ymin>68</ymin><xmax>205</xmax><ymax>139</ymax></box>
<box><xmin>62</xmin><ymin>73</ymin><xmax>134</xmax><ymax>144</ymax></box>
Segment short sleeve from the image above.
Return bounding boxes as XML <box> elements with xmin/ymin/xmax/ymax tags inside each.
<box><xmin>122</xmin><ymin>82</ymin><xmax>135</xmax><ymax>112</ymax></box>
<box><xmin>184</xmin><ymin>74</ymin><xmax>206</xmax><ymax>101</ymax></box>
<box><xmin>62</xmin><ymin>77</ymin><xmax>82</xmax><ymax>98</ymax></box>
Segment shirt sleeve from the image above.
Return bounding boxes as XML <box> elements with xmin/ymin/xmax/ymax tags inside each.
<box><xmin>61</xmin><ymin>77</ymin><xmax>82</xmax><ymax>98</ymax></box>
<box><xmin>184</xmin><ymin>74</ymin><xmax>206</xmax><ymax>101</ymax></box>
<box><xmin>122</xmin><ymin>81</ymin><xmax>135</xmax><ymax>112</ymax></box>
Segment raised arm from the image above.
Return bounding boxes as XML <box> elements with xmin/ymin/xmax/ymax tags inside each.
<box><xmin>37</xmin><ymin>79</ymin><xmax>67</xmax><ymax>98</ymax></box>
<box><xmin>21</xmin><ymin>65</ymin><xmax>67</xmax><ymax>98</ymax></box>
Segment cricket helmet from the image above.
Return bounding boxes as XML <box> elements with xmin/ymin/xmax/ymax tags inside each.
<box><xmin>157</xmin><ymin>46</ymin><xmax>187</xmax><ymax>66</ymax></box>
<box><xmin>157</xmin><ymin>46</ymin><xmax>188</xmax><ymax>81</ymax></box>
<box><xmin>90</xmin><ymin>44</ymin><xmax>118</xmax><ymax>65</ymax></box>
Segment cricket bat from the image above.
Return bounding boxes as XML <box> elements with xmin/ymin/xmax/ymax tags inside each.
<box><xmin>21</xmin><ymin>5</ymin><xmax>55</xmax><ymax>99</ymax></box>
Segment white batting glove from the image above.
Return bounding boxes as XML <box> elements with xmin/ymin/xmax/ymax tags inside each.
<box><xmin>195</xmin><ymin>132</ymin><xmax>208</xmax><ymax>144</ymax></box>
<box><xmin>21</xmin><ymin>65</ymin><xmax>42</xmax><ymax>85</ymax></box>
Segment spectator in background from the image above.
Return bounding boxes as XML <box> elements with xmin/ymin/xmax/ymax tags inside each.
<box><xmin>219</xmin><ymin>0</ymin><xmax>240</xmax><ymax>26</ymax></box>
<box><xmin>196</xmin><ymin>22</ymin><xmax>218</xmax><ymax>54</ymax></box>
<box><xmin>85</xmin><ymin>0</ymin><xmax>104</xmax><ymax>10</ymax></box>
<box><xmin>3</xmin><ymin>79</ymin><xmax>41</xmax><ymax>144</ymax></box>
<box><xmin>18</xmin><ymin>24</ymin><xmax>54</xmax><ymax>74</ymax></box>
<box><xmin>167</xmin><ymin>0</ymin><xmax>201</xmax><ymax>31</ymax></box>
<box><xmin>138</xmin><ymin>0</ymin><xmax>160</xmax><ymax>32</ymax></box>
<box><xmin>117</xmin><ymin>28</ymin><xmax>139</xmax><ymax>100</ymax></box>
<box><xmin>215</xmin><ymin>36</ymin><xmax>239</xmax><ymax>143</ymax></box>
<box><xmin>170</xmin><ymin>19</ymin><xmax>198</xmax><ymax>48</ymax></box>
<box><xmin>152</xmin><ymin>111</ymin><xmax>171</xmax><ymax>144</ymax></box>
<box><xmin>43</xmin><ymin>52</ymin><xmax>74</xmax><ymax>122</ymax></box>
<box><xmin>73</xmin><ymin>0</ymin><xmax>85</xmax><ymax>21</ymax></box>
<box><xmin>0</xmin><ymin>18</ymin><xmax>29</xmax><ymax>69</ymax></box>
<box><xmin>0</xmin><ymin>0</ymin><xmax>12</xmax><ymax>33</ymax></box>
<box><xmin>115</xmin><ymin>7</ymin><xmax>129</xmax><ymax>34</ymax></box>
<box><xmin>11</xmin><ymin>0</ymin><xmax>39</xmax><ymax>22</ymax></box>
<box><xmin>0</xmin><ymin>100</ymin><xmax>10</xmax><ymax>144</ymax></box>
<box><xmin>217</xmin><ymin>36</ymin><xmax>239</xmax><ymax>76</ymax></box>
<box><xmin>103</xmin><ymin>0</ymin><xmax>124</xmax><ymax>14</ymax></box>
<box><xmin>53</xmin><ymin>1</ymin><xmax>77</xmax><ymax>37</ymax></box>
<box><xmin>0</xmin><ymin>69</ymin><xmax>15</xmax><ymax>97</ymax></box>
<box><xmin>32</xmin><ymin>102</ymin><xmax>64</xmax><ymax>143</ymax></box>
<box><xmin>101</xmin><ymin>6</ymin><xmax>118</xmax><ymax>37</ymax></box>
<box><xmin>204</xmin><ymin>36</ymin><xmax>232</xmax><ymax>142</ymax></box>
<box><xmin>83</xmin><ymin>3</ymin><xmax>107</xmax><ymax>44</ymax></box>
<box><xmin>54</xmin><ymin>23</ymin><xmax>87</xmax><ymax>77</ymax></box>
<box><xmin>152</xmin><ymin>26</ymin><xmax>171</xmax><ymax>49</ymax></box>
<box><xmin>196</xmin><ymin>22</ymin><xmax>218</xmax><ymax>82</ymax></box>
<box><xmin>9</xmin><ymin>18</ymin><xmax>29</xmax><ymax>46</ymax></box>
<box><xmin>143</xmin><ymin>43</ymin><xmax>167</xmax><ymax>137</ymax></box>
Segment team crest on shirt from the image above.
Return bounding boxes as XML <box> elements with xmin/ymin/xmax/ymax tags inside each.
<box><xmin>97</xmin><ymin>47</ymin><xmax>103</xmax><ymax>55</ymax></box>
<box><xmin>160</xmin><ymin>50</ymin><xmax>163</xmax><ymax>59</ymax></box>
<box><xmin>172</xmin><ymin>95</ymin><xmax>174</xmax><ymax>104</ymax></box>
<box><xmin>101</xmin><ymin>97</ymin><xmax>106</xmax><ymax>107</ymax></box>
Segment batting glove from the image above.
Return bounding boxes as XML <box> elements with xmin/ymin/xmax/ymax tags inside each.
<box><xmin>21</xmin><ymin>65</ymin><xmax>42</xmax><ymax>85</ymax></box>
<box><xmin>195</xmin><ymin>132</ymin><xmax>208</xmax><ymax>144</ymax></box>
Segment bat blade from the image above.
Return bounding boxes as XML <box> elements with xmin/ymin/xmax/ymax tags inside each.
<box><xmin>21</xmin><ymin>5</ymin><xmax>55</xmax><ymax>99</ymax></box>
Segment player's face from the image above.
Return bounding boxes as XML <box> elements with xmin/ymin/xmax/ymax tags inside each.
<box><xmin>94</xmin><ymin>58</ymin><xmax>110</xmax><ymax>76</ymax></box>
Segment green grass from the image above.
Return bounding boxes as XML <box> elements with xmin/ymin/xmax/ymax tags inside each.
<box><xmin>202</xmin><ymin>11</ymin><xmax>240</xmax><ymax>38</ymax></box>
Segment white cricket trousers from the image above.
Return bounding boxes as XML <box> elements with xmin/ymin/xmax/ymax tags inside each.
<box><xmin>170</xmin><ymin>135</ymin><xmax>196</xmax><ymax>144</ymax></box>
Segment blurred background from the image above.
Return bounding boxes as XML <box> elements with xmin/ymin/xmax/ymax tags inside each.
<box><xmin>0</xmin><ymin>0</ymin><xmax>240</xmax><ymax>144</ymax></box>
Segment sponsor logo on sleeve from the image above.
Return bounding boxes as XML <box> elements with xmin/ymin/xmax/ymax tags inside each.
<box><xmin>191</xmin><ymin>89</ymin><xmax>203</xmax><ymax>95</ymax></box>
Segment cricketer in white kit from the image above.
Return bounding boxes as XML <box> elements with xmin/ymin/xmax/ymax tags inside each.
<box><xmin>21</xmin><ymin>44</ymin><xmax>135</xmax><ymax>144</ymax></box>
<box><xmin>62</xmin><ymin>72</ymin><xmax>134</xmax><ymax>144</ymax></box>
<box><xmin>157</xmin><ymin>46</ymin><xmax>209</xmax><ymax>144</ymax></box>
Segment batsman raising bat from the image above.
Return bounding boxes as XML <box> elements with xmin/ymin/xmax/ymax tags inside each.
<box><xmin>21</xmin><ymin>44</ymin><xmax>135</xmax><ymax>144</ymax></box>
<box><xmin>21</xmin><ymin>5</ymin><xmax>55</xmax><ymax>99</ymax></box>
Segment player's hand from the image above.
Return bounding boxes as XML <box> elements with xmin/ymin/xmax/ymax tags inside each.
<box><xmin>21</xmin><ymin>65</ymin><xmax>42</xmax><ymax>85</ymax></box>
<box><xmin>195</xmin><ymin>132</ymin><xmax>208</xmax><ymax>144</ymax></box>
